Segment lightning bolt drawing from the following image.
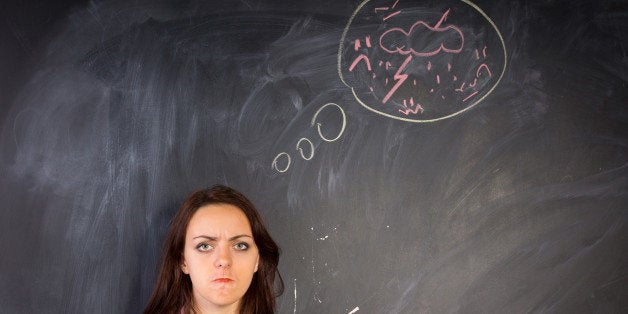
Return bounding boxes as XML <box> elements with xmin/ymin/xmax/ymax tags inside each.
<box><xmin>382</xmin><ymin>55</ymin><xmax>412</xmax><ymax>104</ymax></box>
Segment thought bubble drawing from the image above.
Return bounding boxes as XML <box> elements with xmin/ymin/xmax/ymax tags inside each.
<box><xmin>338</xmin><ymin>0</ymin><xmax>507</xmax><ymax>122</ymax></box>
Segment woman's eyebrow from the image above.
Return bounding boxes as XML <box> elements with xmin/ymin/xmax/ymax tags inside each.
<box><xmin>228</xmin><ymin>234</ymin><xmax>253</xmax><ymax>241</ymax></box>
<box><xmin>192</xmin><ymin>235</ymin><xmax>253</xmax><ymax>241</ymax></box>
<box><xmin>192</xmin><ymin>235</ymin><xmax>217</xmax><ymax>241</ymax></box>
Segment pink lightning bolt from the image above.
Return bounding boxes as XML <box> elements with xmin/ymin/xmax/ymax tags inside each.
<box><xmin>382</xmin><ymin>55</ymin><xmax>413</xmax><ymax>104</ymax></box>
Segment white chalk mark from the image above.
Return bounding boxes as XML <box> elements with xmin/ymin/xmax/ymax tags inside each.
<box><xmin>447</xmin><ymin>181</ymin><xmax>482</xmax><ymax>217</ymax></box>
<box><xmin>272</xmin><ymin>152</ymin><xmax>291</xmax><ymax>173</ymax></box>
<box><xmin>296</xmin><ymin>138</ymin><xmax>314</xmax><ymax>160</ymax></box>
<box><xmin>293</xmin><ymin>278</ymin><xmax>297</xmax><ymax>314</ymax></box>
<box><xmin>348</xmin><ymin>307</ymin><xmax>360</xmax><ymax>314</ymax></box>
<box><xmin>311</xmin><ymin>103</ymin><xmax>346</xmax><ymax>142</ymax></box>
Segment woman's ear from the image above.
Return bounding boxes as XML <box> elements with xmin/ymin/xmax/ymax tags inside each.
<box><xmin>181</xmin><ymin>257</ymin><xmax>189</xmax><ymax>274</ymax></box>
<box><xmin>254</xmin><ymin>254</ymin><xmax>259</xmax><ymax>273</ymax></box>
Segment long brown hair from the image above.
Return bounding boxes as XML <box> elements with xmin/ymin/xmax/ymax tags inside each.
<box><xmin>144</xmin><ymin>185</ymin><xmax>284</xmax><ymax>313</ymax></box>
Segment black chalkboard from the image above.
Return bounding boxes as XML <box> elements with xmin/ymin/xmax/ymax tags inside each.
<box><xmin>1</xmin><ymin>0</ymin><xmax>627</xmax><ymax>312</ymax></box>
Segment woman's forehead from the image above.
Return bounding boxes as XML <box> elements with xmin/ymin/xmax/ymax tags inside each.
<box><xmin>187</xmin><ymin>203</ymin><xmax>253</xmax><ymax>237</ymax></box>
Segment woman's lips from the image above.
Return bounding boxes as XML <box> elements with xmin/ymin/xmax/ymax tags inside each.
<box><xmin>213</xmin><ymin>278</ymin><xmax>233</xmax><ymax>283</ymax></box>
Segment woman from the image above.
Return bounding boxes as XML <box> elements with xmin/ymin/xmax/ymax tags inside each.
<box><xmin>144</xmin><ymin>185</ymin><xmax>284</xmax><ymax>313</ymax></box>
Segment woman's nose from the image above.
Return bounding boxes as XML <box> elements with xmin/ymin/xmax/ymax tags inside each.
<box><xmin>214</xmin><ymin>245</ymin><xmax>232</xmax><ymax>268</ymax></box>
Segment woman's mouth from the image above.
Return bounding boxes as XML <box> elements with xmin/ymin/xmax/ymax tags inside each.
<box><xmin>213</xmin><ymin>278</ymin><xmax>233</xmax><ymax>283</ymax></box>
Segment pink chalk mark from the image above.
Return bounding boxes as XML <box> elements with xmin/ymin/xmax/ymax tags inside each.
<box><xmin>382</xmin><ymin>55</ymin><xmax>413</xmax><ymax>104</ymax></box>
<box><xmin>469</xmin><ymin>78</ymin><xmax>478</xmax><ymax>88</ymax></box>
<box><xmin>354</xmin><ymin>39</ymin><xmax>361</xmax><ymax>51</ymax></box>
<box><xmin>442</xmin><ymin>95</ymin><xmax>445</xmax><ymax>99</ymax></box>
<box><xmin>370</xmin><ymin>86</ymin><xmax>374</xmax><ymax>92</ymax></box>
<box><xmin>447</xmin><ymin>63</ymin><xmax>451</xmax><ymax>71</ymax></box>
<box><xmin>392</xmin><ymin>0</ymin><xmax>400</xmax><ymax>9</ymax></box>
<box><xmin>427</xmin><ymin>61</ymin><xmax>432</xmax><ymax>71</ymax></box>
<box><xmin>453</xmin><ymin>75</ymin><xmax>458</xmax><ymax>81</ymax></box>
<box><xmin>430</xmin><ymin>88</ymin><xmax>434</xmax><ymax>93</ymax></box>
<box><xmin>455</xmin><ymin>82</ymin><xmax>465</xmax><ymax>92</ymax></box>
<box><xmin>378</xmin><ymin>60</ymin><xmax>383</xmax><ymax>67</ymax></box>
<box><xmin>349</xmin><ymin>54</ymin><xmax>372</xmax><ymax>72</ymax></box>
<box><xmin>413</xmin><ymin>79</ymin><xmax>416</xmax><ymax>85</ymax></box>
<box><xmin>399</xmin><ymin>103</ymin><xmax>423</xmax><ymax>115</ymax></box>
<box><xmin>375</xmin><ymin>7</ymin><xmax>389</xmax><ymax>12</ymax></box>
<box><xmin>434</xmin><ymin>8</ymin><xmax>450</xmax><ymax>28</ymax></box>
<box><xmin>379</xmin><ymin>8</ymin><xmax>464</xmax><ymax>57</ymax></box>
<box><xmin>477</xmin><ymin>63</ymin><xmax>492</xmax><ymax>77</ymax></box>
<box><xmin>365</xmin><ymin>36</ymin><xmax>372</xmax><ymax>48</ymax></box>
<box><xmin>383</xmin><ymin>10</ymin><xmax>401</xmax><ymax>21</ymax></box>
<box><xmin>372</xmin><ymin>73</ymin><xmax>376</xmax><ymax>78</ymax></box>
<box><xmin>385</xmin><ymin>78</ymin><xmax>389</xmax><ymax>85</ymax></box>
<box><xmin>386</xmin><ymin>61</ymin><xmax>392</xmax><ymax>70</ymax></box>
<box><xmin>462</xmin><ymin>91</ymin><xmax>479</xmax><ymax>102</ymax></box>
<box><xmin>436</xmin><ymin>74</ymin><xmax>440</xmax><ymax>84</ymax></box>
<box><xmin>475</xmin><ymin>49</ymin><xmax>479</xmax><ymax>60</ymax></box>
<box><xmin>482</xmin><ymin>46</ymin><xmax>487</xmax><ymax>58</ymax></box>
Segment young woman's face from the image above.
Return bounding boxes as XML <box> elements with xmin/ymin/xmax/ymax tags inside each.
<box><xmin>181</xmin><ymin>203</ymin><xmax>259</xmax><ymax>313</ymax></box>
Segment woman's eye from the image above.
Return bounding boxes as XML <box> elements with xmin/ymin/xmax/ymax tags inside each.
<box><xmin>234</xmin><ymin>242</ymin><xmax>249</xmax><ymax>251</ymax></box>
<box><xmin>197</xmin><ymin>243</ymin><xmax>213</xmax><ymax>252</ymax></box>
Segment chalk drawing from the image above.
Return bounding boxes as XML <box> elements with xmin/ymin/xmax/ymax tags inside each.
<box><xmin>293</xmin><ymin>278</ymin><xmax>297</xmax><ymax>314</ymax></box>
<box><xmin>311</xmin><ymin>102</ymin><xmax>347</xmax><ymax>142</ymax></box>
<box><xmin>297</xmin><ymin>138</ymin><xmax>315</xmax><ymax>160</ymax></box>
<box><xmin>271</xmin><ymin>152</ymin><xmax>291</xmax><ymax>173</ymax></box>
<box><xmin>273</xmin><ymin>103</ymin><xmax>346</xmax><ymax>173</ymax></box>
<box><xmin>338</xmin><ymin>0</ymin><xmax>507</xmax><ymax>122</ymax></box>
